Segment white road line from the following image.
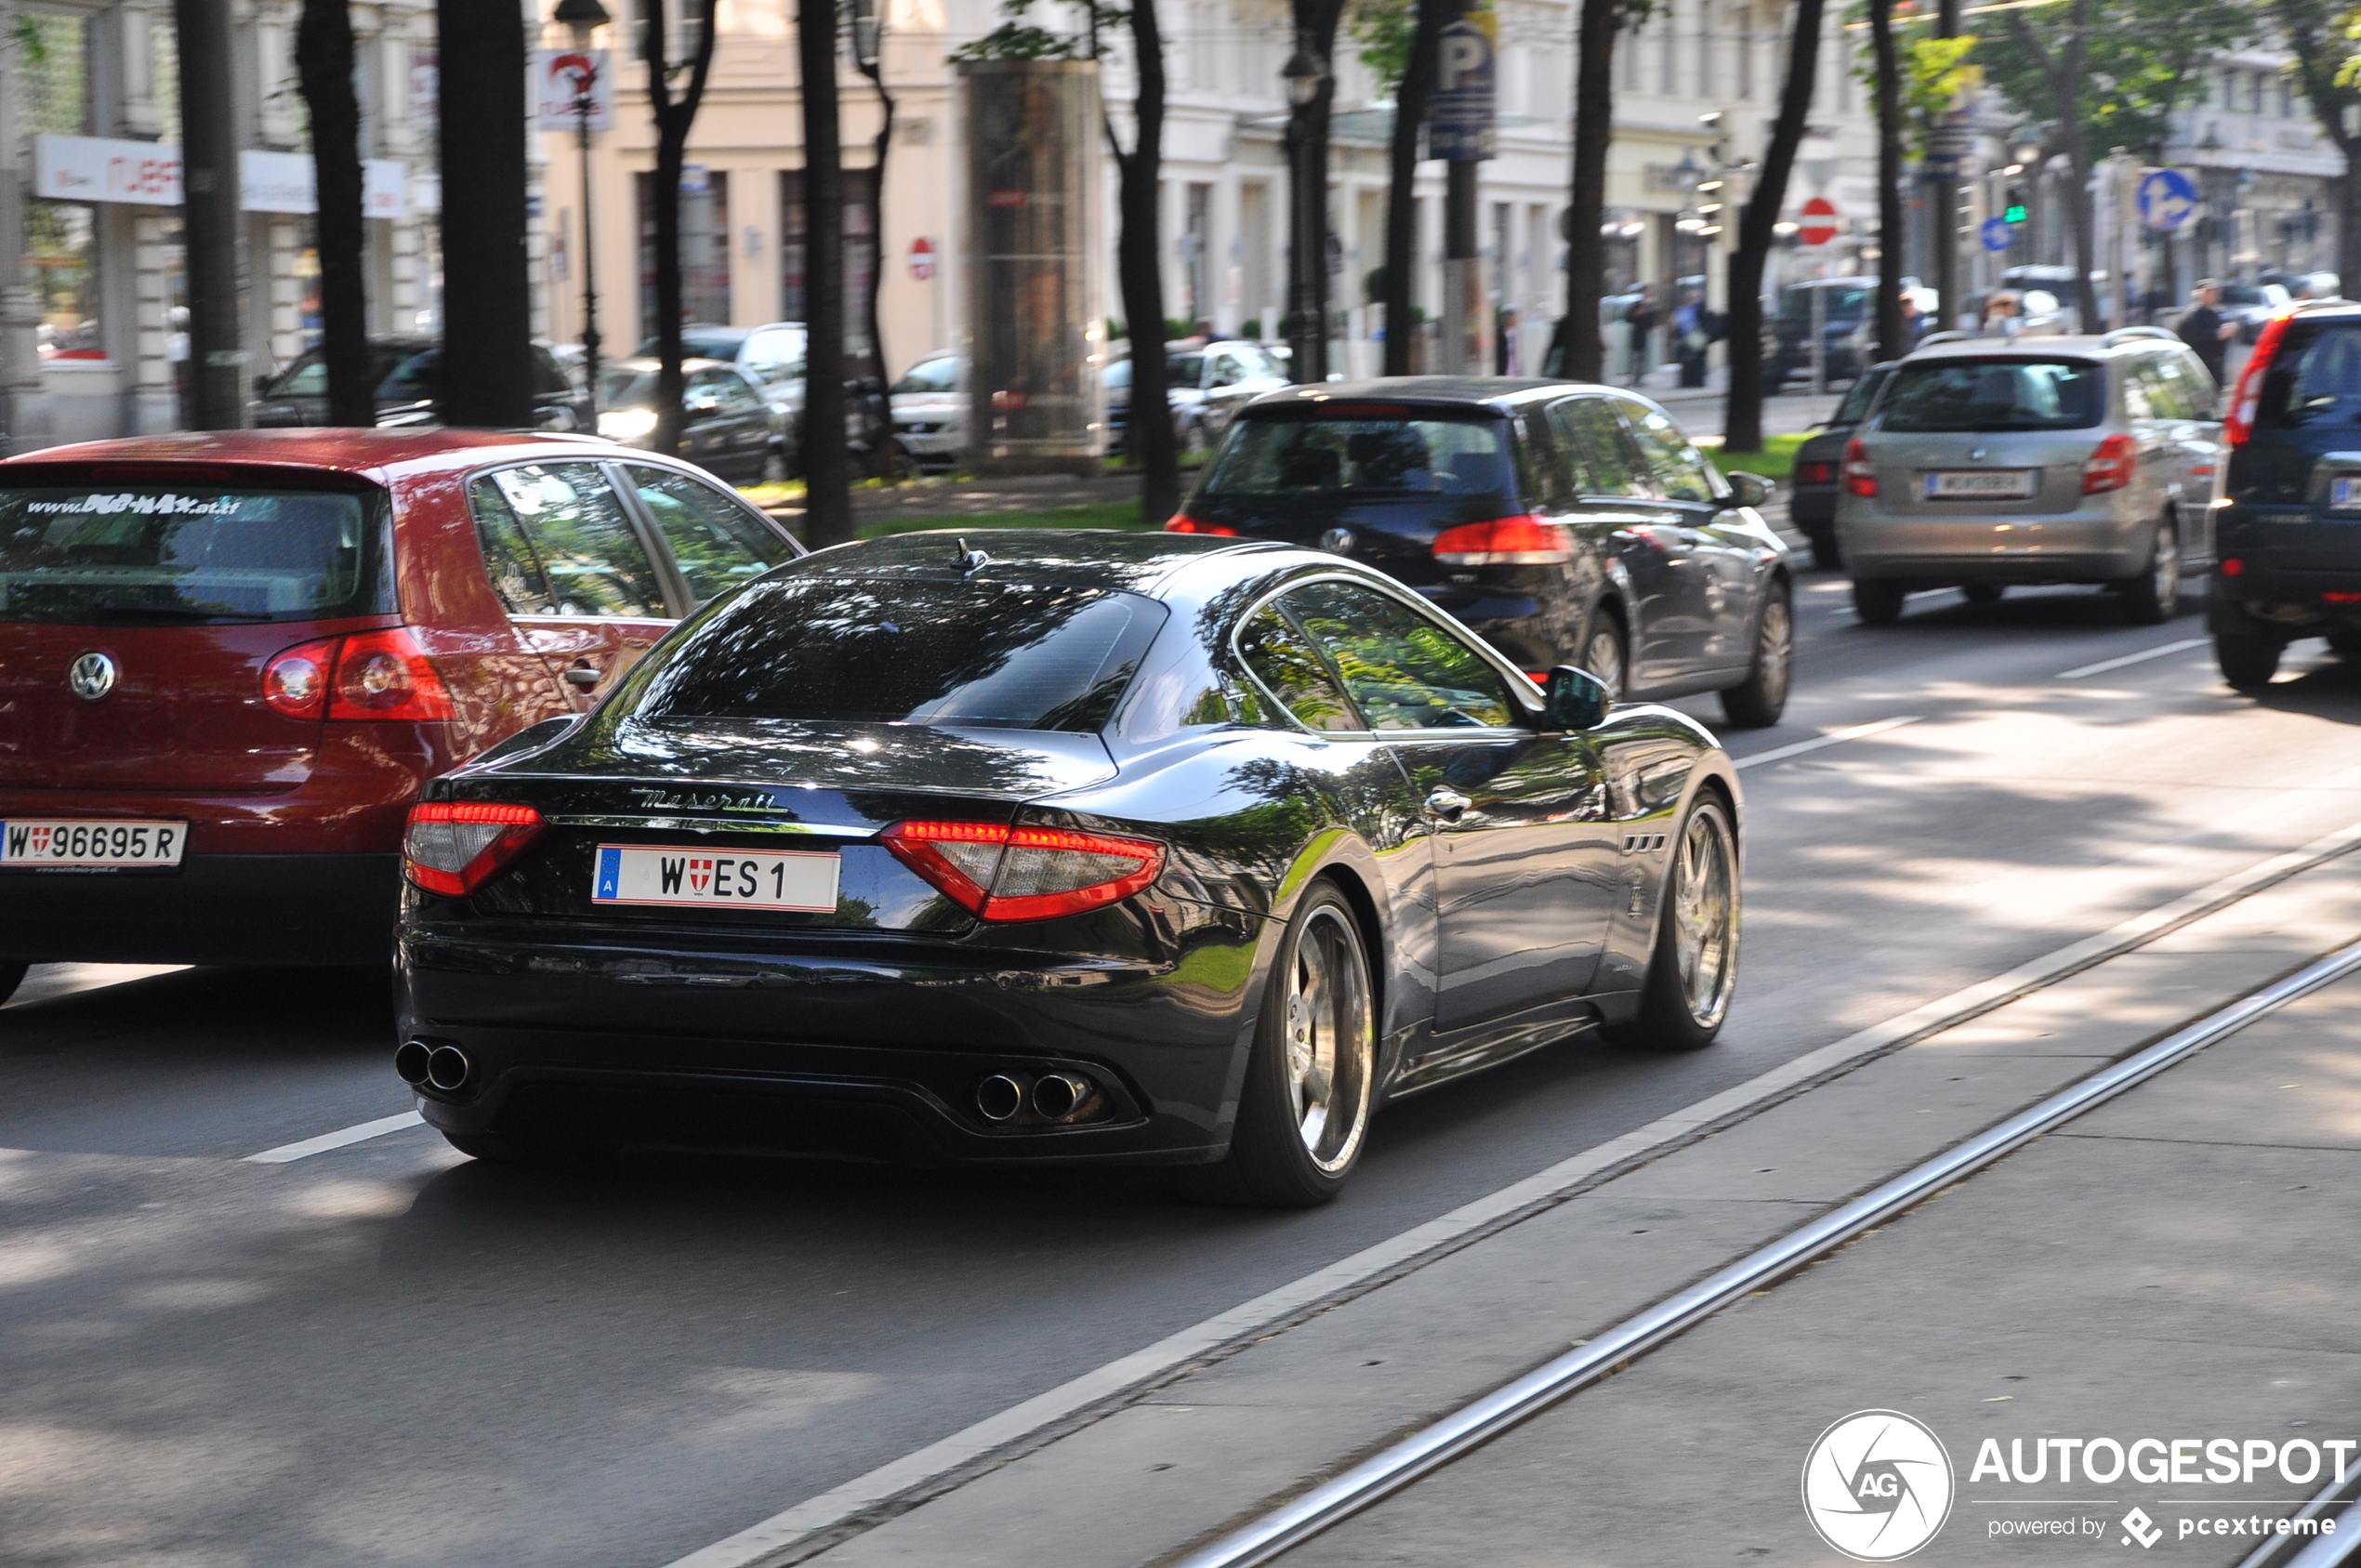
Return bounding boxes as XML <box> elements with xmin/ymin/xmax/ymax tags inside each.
<box><xmin>2054</xmin><ymin>637</ymin><xmax>2209</xmax><ymax>680</ymax></box>
<box><xmin>244</xmin><ymin>1111</ymin><xmax>424</xmax><ymax>1165</ymax></box>
<box><xmin>1730</xmin><ymin>715</ymin><xmax>1923</xmax><ymax>771</ymax></box>
<box><xmin>664</xmin><ymin>813</ymin><xmax>2361</xmax><ymax>1568</ymax></box>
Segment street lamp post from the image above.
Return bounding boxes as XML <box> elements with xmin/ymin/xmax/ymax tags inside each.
<box><xmin>1282</xmin><ymin>45</ymin><xmax>1327</xmax><ymax>382</ymax></box>
<box><xmin>556</xmin><ymin>0</ymin><xmax>611</xmax><ymax>419</ymax></box>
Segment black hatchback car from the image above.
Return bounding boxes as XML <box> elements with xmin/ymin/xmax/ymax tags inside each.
<box><xmin>1167</xmin><ymin>377</ymin><xmax>1794</xmax><ymax>729</ymax></box>
<box><xmin>255</xmin><ymin>337</ymin><xmax>586</xmax><ymax>431</ymax></box>
<box><xmin>1788</xmin><ymin>361</ymin><xmax>1896</xmax><ymax>569</ymax></box>
<box><xmin>2213</xmin><ymin>301</ymin><xmax>2361</xmax><ymax>687</ymax></box>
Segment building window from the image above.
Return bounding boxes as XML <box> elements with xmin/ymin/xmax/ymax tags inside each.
<box><xmin>639</xmin><ymin>169</ymin><xmax>732</xmax><ymax>336</ymax></box>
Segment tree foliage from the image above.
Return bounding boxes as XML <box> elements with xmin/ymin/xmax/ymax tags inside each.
<box><xmin>1973</xmin><ymin>0</ymin><xmax>2253</xmax><ymax>160</ymax></box>
<box><xmin>1347</xmin><ymin>0</ymin><xmax>1417</xmax><ymax>98</ymax></box>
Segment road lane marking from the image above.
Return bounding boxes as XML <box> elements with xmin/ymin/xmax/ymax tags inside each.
<box><xmin>665</xmin><ymin>814</ymin><xmax>2361</xmax><ymax>1568</ymax></box>
<box><xmin>244</xmin><ymin>1111</ymin><xmax>424</xmax><ymax>1165</ymax></box>
<box><xmin>1730</xmin><ymin>715</ymin><xmax>1922</xmax><ymax>771</ymax></box>
<box><xmin>2054</xmin><ymin>637</ymin><xmax>2209</xmax><ymax>680</ymax></box>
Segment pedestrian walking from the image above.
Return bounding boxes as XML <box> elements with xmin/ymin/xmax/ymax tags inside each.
<box><xmin>2175</xmin><ymin>279</ymin><xmax>2239</xmax><ymax>386</ymax></box>
<box><xmin>1625</xmin><ymin>284</ymin><xmax>1659</xmax><ymax>385</ymax></box>
<box><xmin>1674</xmin><ymin>288</ymin><xmax>1710</xmax><ymax>389</ymax></box>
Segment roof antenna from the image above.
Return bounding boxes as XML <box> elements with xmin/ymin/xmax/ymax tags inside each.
<box><xmin>955</xmin><ymin>536</ymin><xmax>991</xmax><ymax>573</ymax></box>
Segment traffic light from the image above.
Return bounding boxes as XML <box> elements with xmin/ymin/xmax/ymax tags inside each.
<box><xmin>2003</xmin><ymin>188</ymin><xmax>2029</xmax><ymax>226</ymax></box>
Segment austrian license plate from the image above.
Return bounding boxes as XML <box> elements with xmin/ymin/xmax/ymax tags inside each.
<box><xmin>0</xmin><ymin>818</ymin><xmax>188</xmax><ymax>870</ymax></box>
<box><xmin>2329</xmin><ymin>477</ymin><xmax>2361</xmax><ymax>509</ymax></box>
<box><xmin>590</xmin><ymin>844</ymin><xmax>840</xmax><ymax>913</ymax></box>
<box><xmin>1925</xmin><ymin>469</ymin><xmax>2035</xmax><ymax>499</ymax></box>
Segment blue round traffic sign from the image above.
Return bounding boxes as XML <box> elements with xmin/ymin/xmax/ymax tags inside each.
<box><xmin>2137</xmin><ymin>169</ymin><xmax>2198</xmax><ymax>232</ymax></box>
<box><xmin>1979</xmin><ymin>217</ymin><xmax>2015</xmax><ymax>253</ymax></box>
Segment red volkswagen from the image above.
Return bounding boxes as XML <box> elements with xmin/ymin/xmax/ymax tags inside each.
<box><xmin>0</xmin><ymin>428</ymin><xmax>802</xmax><ymax>1003</ymax></box>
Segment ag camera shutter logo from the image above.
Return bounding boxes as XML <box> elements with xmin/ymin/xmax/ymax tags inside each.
<box><xmin>1802</xmin><ymin>1410</ymin><xmax>1956</xmax><ymax>1561</ymax></box>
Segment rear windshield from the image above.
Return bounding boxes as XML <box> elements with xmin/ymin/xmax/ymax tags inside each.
<box><xmin>2251</xmin><ymin>319</ymin><xmax>2361</xmax><ymax>429</ymax></box>
<box><xmin>624</xmin><ymin>578</ymin><xmax>1167</xmax><ymax>732</ymax></box>
<box><xmin>0</xmin><ymin>484</ymin><xmax>385</xmax><ymax>625</ymax></box>
<box><xmin>1880</xmin><ymin>359</ymin><xmax>2104</xmax><ymax>432</ymax></box>
<box><xmin>1782</xmin><ymin>286</ymin><xmax>1869</xmax><ymax>320</ymax></box>
<box><xmin>1833</xmin><ymin>364</ymin><xmax>1893</xmax><ymax>426</ymax></box>
<box><xmin>1202</xmin><ymin>413</ymin><xmax>1512</xmax><ymax>501</ymax></box>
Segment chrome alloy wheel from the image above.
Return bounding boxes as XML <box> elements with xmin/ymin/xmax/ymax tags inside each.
<box><xmin>1753</xmin><ymin>594</ymin><xmax>1793</xmax><ymax>712</ymax></box>
<box><xmin>1584</xmin><ymin>623</ymin><xmax>1627</xmax><ymax>704</ymax></box>
<box><xmin>2150</xmin><ymin>526</ymin><xmax>2180</xmax><ymax>606</ymax></box>
<box><xmin>1668</xmin><ymin>804</ymin><xmax>1739</xmax><ymax>1030</ymax></box>
<box><xmin>1281</xmin><ymin>904</ymin><xmax>1375</xmax><ymax>1173</ymax></box>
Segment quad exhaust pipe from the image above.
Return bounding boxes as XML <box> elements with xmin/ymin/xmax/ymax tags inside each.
<box><xmin>973</xmin><ymin>1069</ymin><xmax>1101</xmax><ymax>1125</ymax></box>
<box><xmin>1031</xmin><ymin>1072</ymin><xmax>1091</xmax><ymax>1120</ymax></box>
<box><xmin>395</xmin><ymin>1039</ymin><xmax>473</xmax><ymax>1093</ymax></box>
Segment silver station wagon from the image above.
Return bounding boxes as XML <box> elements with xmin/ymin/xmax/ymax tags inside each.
<box><xmin>1836</xmin><ymin>328</ymin><xmax>2225</xmax><ymax>626</ymax></box>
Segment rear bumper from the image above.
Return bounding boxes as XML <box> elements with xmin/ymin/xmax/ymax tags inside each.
<box><xmin>2213</xmin><ymin>507</ymin><xmax>2361</xmax><ymax>632</ymax></box>
<box><xmin>0</xmin><ymin>852</ymin><xmax>400</xmax><ymax>965</ymax></box>
<box><xmin>1839</xmin><ymin>500</ymin><xmax>2144</xmax><ymax>583</ymax></box>
<box><xmin>1789</xmin><ymin>484</ymin><xmax>1838</xmax><ymax>530</ymax></box>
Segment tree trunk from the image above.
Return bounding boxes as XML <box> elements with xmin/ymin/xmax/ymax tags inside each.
<box><xmin>856</xmin><ymin>50</ymin><xmax>897</xmax><ymax>482</ymax></box>
<box><xmin>1558</xmin><ymin>0</ymin><xmax>1617</xmax><ymax>382</ymax></box>
<box><xmin>645</xmin><ymin>0</ymin><xmax>717</xmax><ymax>458</ymax></box>
<box><xmin>800</xmin><ymin>0</ymin><xmax>853</xmax><ymax>547</ymax></box>
<box><xmin>2275</xmin><ymin>0</ymin><xmax>2360</xmax><ymax>286</ymax></box>
<box><xmin>2062</xmin><ymin>141</ymin><xmax>2101</xmax><ymax>329</ymax></box>
<box><xmin>1722</xmin><ymin>0</ymin><xmax>1825</xmax><ymax>453</ymax></box>
<box><xmin>1286</xmin><ymin>0</ymin><xmax>1346</xmax><ymax>380</ymax></box>
<box><xmin>2007</xmin><ymin>0</ymin><xmax>2095</xmax><ymax>328</ymax></box>
<box><xmin>1119</xmin><ymin>0</ymin><xmax>1180</xmax><ymax>524</ymax></box>
<box><xmin>296</xmin><ymin>0</ymin><xmax>370</xmax><ymax>428</ymax></box>
<box><xmin>437</xmin><ymin>0</ymin><xmax>531</xmax><ymax>427</ymax></box>
<box><xmin>1868</xmin><ymin>0</ymin><xmax>1906</xmax><ymax>362</ymax></box>
<box><xmin>1381</xmin><ymin>0</ymin><xmax>1448</xmax><ymax>377</ymax></box>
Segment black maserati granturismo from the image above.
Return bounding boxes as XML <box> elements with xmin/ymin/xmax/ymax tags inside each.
<box><xmin>394</xmin><ymin>529</ymin><xmax>1742</xmax><ymax>1205</ymax></box>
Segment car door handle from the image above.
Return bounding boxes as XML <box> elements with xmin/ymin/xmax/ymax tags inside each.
<box><xmin>563</xmin><ymin>665</ymin><xmax>601</xmax><ymax>688</ymax></box>
<box><xmin>1426</xmin><ymin>788</ymin><xmax>1471</xmax><ymax>822</ymax></box>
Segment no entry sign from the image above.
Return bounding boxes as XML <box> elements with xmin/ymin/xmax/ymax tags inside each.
<box><xmin>1798</xmin><ymin>197</ymin><xmax>1840</xmax><ymax>247</ymax></box>
<box><xmin>908</xmin><ymin>236</ymin><xmax>936</xmax><ymax>281</ymax></box>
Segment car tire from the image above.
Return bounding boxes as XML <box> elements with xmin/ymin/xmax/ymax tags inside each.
<box><xmin>1719</xmin><ymin>581</ymin><xmax>1793</xmax><ymax>729</ymax></box>
<box><xmin>0</xmin><ymin>960</ymin><xmax>26</xmax><ymax>1007</ymax></box>
<box><xmin>2120</xmin><ymin>519</ymin><xmax>2182</xmax><ymax>626</ymax></box>
<box><xmin>2215</xmin><ymin>633</ymin><xmax>2284</xmax><ymax>691</ymax></box>
<box><xmin>1808</xmin><ymin>530</ymin><xmax>1842</xmax><ymax>572</ymax></box>
<box><xmin>1194</xmin><ymin>884</ymin><xmax>1378</xmax><ymax>1207</ymax></box>
<box><xmin>1852</xmin><ymin>578</ymin><xmax>1907</xmax><ymax>626</ymax></box>
<box><xmin>1581</xmin><ymin>611</ymin><xmax>1629</xmax><ymax>703</ymax></box>
<box><xmin>1610</xmin><ymin>792</ymin><xmax>1740</xmax><ymax>1052</ymax></box>
<box><xmin>1962</xmin><ymin>583</ymin><xmax>2006</xmax><ymax>606</ymax></box>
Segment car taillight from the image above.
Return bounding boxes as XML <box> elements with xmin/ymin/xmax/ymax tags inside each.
<box><xmin>329</xmin><ymin>627</ymin><xmax>455</xmax><ymax>721</ymax></box>
<box><xmin>881</xmin><ymin>820</ymin><xmax>1166</xmax><ymax>922</ymax></box>
<box><xmin>1842</xmin><ymin>440</ymin><xmax>1877</xmax><ymax>497</ymax></box>
<box><xmin>1798</xmin><ymin>461</ymin><xmax>1834</xmax><ymax>485</ymax></box>
<box><xmin>1164</xmin><ymin>514</ymin><xmax>1235</xmax><ymax>535</ymax></box>
<box><xmin>2225</xmin><ymin>311</ymin><xmax>2293</xmax><ymax>446</ymax></box>
<box><xmin>402</xmin><ymin>801</ymin><xmax>544</xmax><ymax>897</ymax></box>
<box><xmin>1432</xmin><ymin>515</ymin><xmax>1572</xmax><ymax>566</ymax></box>
<box><xmin>2082</xmin><ymin>433</ymin><xmax>2138</xmax><ymax>494</ymax></box>
<box><xmin>262</xmin><ymin>637</ymin><xmax>339</xmax><ymax>719</ymax></box>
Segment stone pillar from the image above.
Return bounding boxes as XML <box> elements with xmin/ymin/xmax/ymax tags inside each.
<box><xmin>0</xmin><ymin>0</ymin><xmax>55</xmax><ymax>450</ymax></box>
<box><xmin>119</xmin><ymin>0</ymin><xmax>165</xmax><ymax>139</ymax></box>
<box><xmin>132</xmin><ymin>213</ymin><xmax>180</xmax><ymax>431</ymax></box>
<box><xmin>268</xmin><ymin>217</ymin><xmax>304</xmax><ymax>369</ymax></box>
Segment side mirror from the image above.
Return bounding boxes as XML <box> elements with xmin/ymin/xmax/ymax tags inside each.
<box><xmin>1722</xmin><ymin>470</ymin><xmax>1773</xmax><ymax>509</ymax></box>
<box><xmin>1545</xmin><ymin>665</ymin><xmax>1611</xmax><ymax>731</ymax></box>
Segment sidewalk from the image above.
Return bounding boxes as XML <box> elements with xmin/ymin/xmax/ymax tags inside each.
<box><xmin>1286</xmin><ymin>968</ymin><xmax>2361</xmax><ymax>1565</ymax></box>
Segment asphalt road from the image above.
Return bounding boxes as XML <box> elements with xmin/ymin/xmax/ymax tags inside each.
<box><xmin>7</xmin><ymin>566</ymin><xmax>2361</xmax><ymax>1568</ymax></box>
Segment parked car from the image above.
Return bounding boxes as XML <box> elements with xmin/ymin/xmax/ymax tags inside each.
<box><xmin>1165</xmin><ymin>376</ymin><xmax>1794</xmax><ymax>727</ymax></box>
<box><xmin>637</xmin><ymin>323</ymin><xmax>809</xmax><ymax>458</ymax></box>
<box><xmin>1789</xmin><ymin>361</ymin><xmax>1898</xmax><ymax>569</ymax></box>
<box><xmin>596</xmin><ymin>358</ymin><xmax>784</xmax><ymax>483</ymax></box>
<box><xmin>254</xmin><ymin>338</ymin><xmax>586</xmax><ymax>431</ymax></box>
<box><xmin>889</xmin><ymin>352</ymin><xmax>963</xmax><ymax>472</ymax></box>
<box><xmin>2218</xmin><ymin>281</ymin><xmax>2293</xmax><ymax>343</ymax></box>
<box><xmin>1835</xmin><ymin>327</ymin><xmax>2223</xmax><ymax>626</ymax></box>
<box><xmin>1162</xmin><ymin>340</ymin><xmax>1290</xmax><ymax>453</ymax></box>
<box><xmin>2210</xmin><ymin>300</ymin><xmax>2361</xmax><ymax>688</ymax></box>
<box><xmin>391</xmin><ymin>528</ymin><xmax>1743</xmax><ymax>1203</ymax></box>
<box><xmin>1766</xmin><ymin>278</ymin><xmax>1876</xmax><ymax>390</ymax></box>
<box><xmin>0</xmin><ymin>428</ymin><xmax>804</xmax><ymax>1003</ymax></box>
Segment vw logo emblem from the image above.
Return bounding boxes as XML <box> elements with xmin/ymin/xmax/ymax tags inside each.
<box><xmin>68</xmin><ymin>651</ymin><xmax>118</xmax><ymax>703</ymax></box>
<box><xmin>1319</xmin><ymin>527</ymin><xmax>1356</xmax><ymax>555</ymax></box>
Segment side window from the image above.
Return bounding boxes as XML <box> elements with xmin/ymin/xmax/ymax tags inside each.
<box><xmin>1166</xmin><ymin>353</ymin><xmax>1206</xmax><ymax>389</ymax></box>
<box><xmin>530</xmin><ymin>349</ymin><xmax>574</xmax><ymax>398</ymax></box>
<box><xmin>1547</xmin><ymin>397</ymin><xmax>1651</xmax><ymax>498</ymax></box>
<box><xmin>1236</xmin><ymin>603</ymin><xmax>1362</xmax><ymax>731</ymax></box>
<box><xmin>685</xmin><ymin>371</ymin><xmax>729</xmax><ymax>414</ymax></box>
<box><xmin>1284</xmin><ymin>581</ymin><xmax>1518</xmax><ymax>731</ymax></box>
<box><xmin>2151</xmin><ymin>353</ymin><xmax>2202</xmax><ymax>419</ymax></box>
<box><xmin>627</xmin><ymin>466</ymin><xmax>798</xmax><ymax>604</ymax></box>
<box><xmin>2176</xmin><ymin>349</ymin><xmax>2220</xmax><ymax>414</ymax></box>
<box><xmin>717</xmin><ymin>372</ymin><xmax>765</xmax><ymax>414</ymax></box>
<box><xmin>1207</xmin><ymin>352</ymin><xmax>1246</xmax><ymax>388</ymax></box>
<box><xmin>1616</xmin><ymin>400</ymin><xmax>1721</xmax><ymax>503</ymax></box>
<box><xmin>482</xmin><ymin>463</ymin><xmax>667</xmax><ymax>618</ymax></box>
<box><xmin>467</xmin><ymin>477</ymin><xmax>561</xmax><ymax>615</ymax></box>
<box><xmin>2122</xmin><ymin>360</ymin><xmax>2160</xmax><ymax>420</ymax></box>
<box><xmin>745</xmin><ymin>329</ymin><xmax>806</xmax><ymax>379</ymax></box>
<box><xmin>1515</xmin><ymin>413</ymin><xmax>1563</xmax><ymax>512</ymax></box>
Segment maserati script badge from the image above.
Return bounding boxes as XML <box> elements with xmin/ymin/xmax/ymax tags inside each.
<box><xmin>68</xmin><ymin>651</ymin><xmax>118</xmax><ymax>703</ymax></box>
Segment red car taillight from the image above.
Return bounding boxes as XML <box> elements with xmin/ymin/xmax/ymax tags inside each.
<box><xmin>2081</xmin><ymin>432</ymin><xmax>2138</xmax><ymax>494</ymax></box>
<box><xmin>1842</xmin><ymin>440</ymin><xmax>1878</xmax><ymax>497</ymax></box>
<box><xmin>328</xmin><ymin>627</ymin><xmax>455</xmax><ymax>721</ymax></box>
<box><xmin>1432</xmin><ymin>515</ymin><xmax>1572</xmax><ymax>566</ymax></box>
<box><xmin>1798</xmin><ymin>461</ymin><xmax>1834</xmax><ymax>485</ymax></box>
<box><xmin>262</xmin><ymin>637</ymin><xmax>339</xmax><ymax>719</ymax></box>
<box><xmin>881</xmin><ymin>820</ymin><xmax>1166</xmax><ymax>923</ymax></box>
<box><xmin>402</xmin><ymin>801</ymin><xmax>544</xmax><ymax>896</ymax></box>
<box><xmin>2225</xmin><ymin>311</ymin><xmax>2293</xmax><ymax>446</ymax></box>
<box><xmin>262</xmin><ymin>628</ymin><xmax>455</xmax><ymax>722</ymax></box>
<box><xmin>1164</xmin><ymin>514</ymin><xmax>1235</xmax><ymax>535</ymax></box>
